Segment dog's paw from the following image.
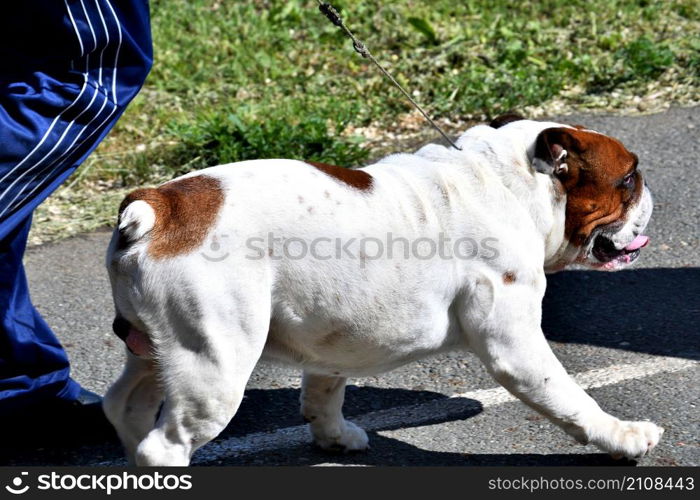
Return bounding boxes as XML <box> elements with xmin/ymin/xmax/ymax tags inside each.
<box><xmin>592</xmin><ymin>419</ymin><xmax>663</xmax><ymax>460</ymax></box>
<box><xmin>310</xmin><ymin>420</ymin><xmax>369</xmax><ymax>453</ymax></box>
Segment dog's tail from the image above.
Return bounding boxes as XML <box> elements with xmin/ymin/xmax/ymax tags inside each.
<box><xmin>117</xmin><ymin>188</ymin><xmax>165</xmax><ymax>244</ymax></box>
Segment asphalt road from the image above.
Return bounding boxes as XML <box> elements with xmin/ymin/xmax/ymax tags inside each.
<box><xmin>4</xmin><ymin>107</ymin><xmax>699</xmax><ymax>466</ymax></box>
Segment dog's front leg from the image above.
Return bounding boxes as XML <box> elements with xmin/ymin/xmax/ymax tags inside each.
<box><xmin>300</xmin><ymin>372</ymin><xmax>369</xmax><ymax>452</ymax></box>
<box><xmin>459</xmin><ymin>273</ymin><xmax>663</xmax><ymax>459</ymax></box>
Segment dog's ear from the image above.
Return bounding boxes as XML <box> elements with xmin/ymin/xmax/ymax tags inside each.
<box><xmin>489</xmin><ymin>112</ymin><xmax>525</xmax><ymax>129</ymax></box>
<box><xmin>533</xmin><ymin>127</ymin><xmax>584</xmax><ymax>178</ymax></box>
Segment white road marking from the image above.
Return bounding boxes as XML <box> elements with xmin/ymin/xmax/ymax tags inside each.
<box><xmin>98</xmin><ymin>356</ymin><xmax>696</xmax><ymax>465</ymax></box>
<box><xmin>450</xmin><ymin>356</ymin><xmax>695</xmax><ymax>405</ymax></box>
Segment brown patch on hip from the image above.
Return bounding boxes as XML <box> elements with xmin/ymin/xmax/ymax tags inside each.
<box><xmin>118</xmin><ymin>175</ymin><xmax>224</xmax><ymax>259</ymax></box>
<box><xmin>307</xmin><ymin>161</ymin><xmax>373</xmax><ymax>191</ymax></box>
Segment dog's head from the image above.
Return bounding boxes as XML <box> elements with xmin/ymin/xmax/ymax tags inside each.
<box><xmin>536</xmin><ymin>125</ymin><xmax>652</xmax><ymax>270</ymax></box>
<box><xmin>492</xmin><ymin>113</ymin><xmax>652</xmax><ymax>271</ymax></box>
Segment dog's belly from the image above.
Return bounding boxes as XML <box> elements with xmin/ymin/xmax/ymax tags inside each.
<box><xmin>262</xmin><ymin>321</ymin><xmax>463</xmax><ymax>377</ymax></box>
<box><xmin>260</xmin><ymin>289</ymin><xmax>466</xmax><ymax>376</ymax></box>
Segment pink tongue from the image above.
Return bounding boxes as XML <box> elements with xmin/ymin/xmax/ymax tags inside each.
<box><xmin>624</xmin><ymin>235</ymin><xmax>649</xmax><ymax>251</ymax></box>
<box><xmin>126</xmin><ymin>327</ymin><xmax>151</xmax><ymax>357</ymax></box>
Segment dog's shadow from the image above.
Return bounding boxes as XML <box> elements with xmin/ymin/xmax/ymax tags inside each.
<box><xmin>201</xmin><ymin>386</ymin><xmax>631</xmax><ymax>466</ymax></box>
<box><xmin>0</xmin><ymin>386</ymin><xmax>628</xmax><ymax>466</ymax></box>
<box><xmin>219</xmin><ymin>385</ymin><xmax>471</xmax><ymax>439</ymax></box>
<box><xmin>542</xmin><ymin>267</ymin><xmax>700</xmax><ymax>359</ymax></box>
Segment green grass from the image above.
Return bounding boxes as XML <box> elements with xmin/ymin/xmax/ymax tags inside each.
<box><xmin>32</xmin><ymin>0</ymin><xmax>699</xmax><ymax>244</ymax></box>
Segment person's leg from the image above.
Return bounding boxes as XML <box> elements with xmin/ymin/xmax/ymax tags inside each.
<box><xmin>0</xmin><ymin>0</ymin><xmax>152</xmax><ymax>417</ymax></box>
<box><xmin>0</xmin><ymin>215</ymin><xmax>81</xmax><ymax>415</ymax></box>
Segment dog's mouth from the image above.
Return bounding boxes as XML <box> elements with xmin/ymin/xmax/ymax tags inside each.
<box><xmin>591</xmin><ymin>234</ymin><xmax>649</xmax><ymax>268</ymax></box>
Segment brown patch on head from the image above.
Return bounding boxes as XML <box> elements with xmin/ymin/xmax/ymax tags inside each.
<box><xmin>535</xmin><ymin>127</ymin><xmax>643</xmax><ymax>246</ymax></box>
<box><xmin>307</xmin><ymin>161</ymin><xmax>373</xmax><ymax>191</ymax></box>
<box><xmin>118</xmin><ymin>175</ymin><xmax>224</xmax><ymax>258</ymax></box>
<box><xmin>502</xmin><ymin>271</ymin><xmax>517</xmax><ymax>284</ymax></box>
<box><xmin>489</xmin><ymin>112</ymin><xmax>525</xmax><ymax>129</ymax></box>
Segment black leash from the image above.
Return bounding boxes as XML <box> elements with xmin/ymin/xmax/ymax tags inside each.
<box><xmin>315</xmin><ymin>1</ymin><xmax>462</xmax><ymax>151</ymax></box>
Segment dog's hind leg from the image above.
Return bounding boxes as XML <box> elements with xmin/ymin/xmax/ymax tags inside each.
<box><xmin>103</xmin><ymin>352</ymin><xmax>163</xmax><ymax>464</ymax></box>
<box><xmin>300</xmin><ymin>373</ymin><xmax>369</xmax><ymax>452</ymax></box>
<box><xmin>133</xmin><ymin>307</ymin><xmax>269</xmax><ymax>466</ymax></box>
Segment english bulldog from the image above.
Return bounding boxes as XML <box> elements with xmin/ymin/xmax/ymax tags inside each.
<box><xmin>104</xmin><ymin>114</ymin><xmax>658</xmax><ymax>466</ymax></box>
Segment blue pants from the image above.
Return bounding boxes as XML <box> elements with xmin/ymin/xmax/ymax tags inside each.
<box><xmin>0</xmin><ymin>0</ymin><xmax>152</xmax><ymax>414</ymax></box>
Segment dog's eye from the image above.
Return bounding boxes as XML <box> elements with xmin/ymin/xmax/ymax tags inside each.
<box><xmin>622</xmin><ymin>172</ymin><xmax>635</xmax><ymax>187</ymax></box>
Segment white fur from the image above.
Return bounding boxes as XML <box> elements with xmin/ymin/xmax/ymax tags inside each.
<box><xmin>610</xmin><ymin>186</ymin><xmax>653</xmax><ymax>251</ymax></box>
<box><xmin>104</xmin><ymin>120</ymin><xmax>660</xmax><ymax>465</ymax></box>
<box><xmin>118</xmin><ymin>200</ymin><xmax>155</xmax><ymax>242</ymax></box>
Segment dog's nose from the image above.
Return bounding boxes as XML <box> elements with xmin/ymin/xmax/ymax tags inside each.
<box><xmin>112</xmin><ymin>317</ymin><xmax>131</xmax><ymax>342</ymax></box>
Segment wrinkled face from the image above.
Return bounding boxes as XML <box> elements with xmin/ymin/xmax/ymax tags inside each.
<box><xmin>535</xmin><ymin>127</ymin><xmax>652</xmax><ymax>271</ymax></box>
